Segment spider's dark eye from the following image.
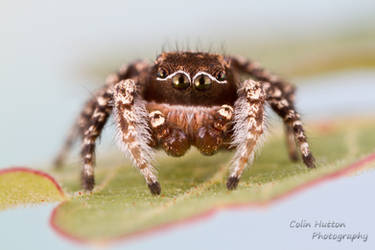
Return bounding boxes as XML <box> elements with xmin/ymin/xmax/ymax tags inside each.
<box><xmin>216</xmin><ymin>71</ymin><xmax>226</xmax><ymax>81</ymax></box>
<box><xmin>157</xmin><ymin>68</ymin><xmax>168</xmax><ymax>78</ymax></box>
<box><xmin>172</xmin><ymin>73</ymin><xmax>190</xmax><ymax>89</ymax></box>
<box><xmin>194</xmin><ymin>75</ymin><xmax>212</xmax><ymax>91</ymax></box>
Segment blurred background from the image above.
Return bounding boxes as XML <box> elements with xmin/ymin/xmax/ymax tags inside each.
<box><xmin>1</xmin><ymin>1</ymin><xmax>375</xmax><ymax>250</ymax></box>
<box><xmin>1</xmin><ymin>0</ymin><xmax>375</xmax><ymax>167</ymax></box>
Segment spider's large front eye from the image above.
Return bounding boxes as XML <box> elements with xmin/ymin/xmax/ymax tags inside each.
<box><xmin>172</xmin><ymin>73</ymin><xmax>190</xmax><ymax>89</ymax></box>
<box><xmin>157</xmin><ymin>68</ymin><xmax>168</xmax><ymax>78</ymax></box>
<box><xmin>194</xmin><ymin>75</ymin><xmax>212</xmax><ymax>90</ymax></box>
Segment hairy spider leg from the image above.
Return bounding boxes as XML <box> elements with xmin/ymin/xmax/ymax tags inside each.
<box><xmin>80</xmin><ymin>86</ymin><xmax>113</xmax><ymax>190</ymax></box>
<box><xmin>227</xmin><ymin>80</ymin><xmax>266</xmax><ymax>190</ymax></box>
<box><xmin>229</xmin><ymin>56</ymin><xmax>315</xmax><ymax>168</ymax></box>
<box><xmin>113</xmin><ymin>79</ymin><xmax>160</xmax><ymax>195</ymax></box>
<box><xmin>285</xmin><ymin>124</ymin><xmax>299</xmax><ymax>161</ymax></box>
<box><xmin>53</xmin><ymin>90</ymin><xmax>98</xmax><ymax>168</ymax></box>
<box><xmin>53</xmin><ymin>60</ymin><xmax>150</xmax><ymax>168</ymax></box>
<box><xmin>265</xmin><ymin>82</ymin><xmax>315</xmax><ymax>168</ymax></box>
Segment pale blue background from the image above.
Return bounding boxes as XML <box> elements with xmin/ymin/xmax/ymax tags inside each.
<box><xmin>0</xmin><ymin>1</ymin><xmax>374</xmax><ymax>249</ymax></box>
<box><xmin>1</xmin><ymin>0</ymin><xmax>375</xmax><ymax>167</ymax></box>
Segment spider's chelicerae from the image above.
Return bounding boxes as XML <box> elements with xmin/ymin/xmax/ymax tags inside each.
<box><xmin>54</xmin><ymin>51</ymin><xmax>315</xmax><ymax>195</ymax></box>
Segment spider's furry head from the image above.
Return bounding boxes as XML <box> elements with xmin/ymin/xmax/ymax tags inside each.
<box><xmin>143</xmin><ymin>51</ymin><xmax>239</xmax><ymax>106</ymax></box>
<box><xmin>155</xmin><ymin>51</ymin><xmax>228</xmax><ymax>77</ymax></box>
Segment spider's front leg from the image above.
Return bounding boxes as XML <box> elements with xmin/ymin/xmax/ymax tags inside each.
<box><xmin>53</xmin><ymin>60</ymin><xmax>150</xmax><ymax>168</ymax></box>
<box><xmin>113</xmin><ymin>79</ymin><xmax>161</xmax><ymax>195</ymax></box>
<box><xmin>227</xmin><ymin>80</ymin><xmax>265</xmax><ymax>190</ymax></box>
<box><xmin>229</xmin><ymin>55</ymin><xmax>315</xmax><ymax>168</ymax></box>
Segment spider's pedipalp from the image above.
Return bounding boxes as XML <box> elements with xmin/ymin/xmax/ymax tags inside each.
<box><xmin>113</xmin><ymin>79</ymin><xmax>160</xmax><ymax>195</ymax></box>
<box><xmin>149</xmin><ymin>110</ymin><xmax>166</xmax><ymax>128</ymax></box>
<box><xmin>228</xmin><ymin>80</ymin><xmax>266</xmax><ymax>189</ymax></box>
<box><xmin>213</xmin><ymin>104</ymin><xmax>234</xmax><ymax>133</ymax></box>
<box><xmin>149</xmin><ymin>109</ymin><xmax>190</xmax><ymax>157</ymax></box>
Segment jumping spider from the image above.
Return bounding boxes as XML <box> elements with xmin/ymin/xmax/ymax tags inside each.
<box><xmin>54</xmin><ymin>51</ymin><xmax>315</xmax><ymax>195</ymax></box>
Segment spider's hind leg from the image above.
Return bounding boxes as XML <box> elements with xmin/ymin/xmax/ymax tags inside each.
<box><xmin>53</xmin><ymin>85</ymin><xmax>112</xmax><ymax>169</ymax></box>
<box><xmin>285</xmin><ymin>124</ymin><xmax>299</xmax><ymax>162</ymax></box>
<box><xmin>265</xmin><ymin>82</ymin><xmax>315</xmax><ymax>168</ymax></box>
<box><xmin>79</xmin><ymin>87</ymin><xmax>113</xmax><ymax>190</ymax></box>
<box><xmin>53</xmin><ymin>122</ymin><xmax>80</xmax><ymax>168</ymax></box>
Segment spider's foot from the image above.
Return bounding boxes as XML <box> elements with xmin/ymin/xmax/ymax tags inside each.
<box><xmin>226</xmin><ymin>176</ymin><xmax>240</xmax><ymax>190</ymax></box>
<box><xmin>303</xmin><ymin>153</ymin><xmax>316</xmax><ymax>168</ymax></box>
<box><xmin>148</xmin><ymin>181</ymin><xmax>161</xmax><ymax>195</ymax></box>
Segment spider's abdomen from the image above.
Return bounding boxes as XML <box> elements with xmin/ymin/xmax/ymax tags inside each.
<box><xmin>147</xmin><ymin>102</ymin><xmax>233</xmax><ymax>156</ymax></box>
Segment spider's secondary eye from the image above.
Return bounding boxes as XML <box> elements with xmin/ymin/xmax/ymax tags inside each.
<box><xmin>194</xmin><ymin>75</ymin><xmax>212</xmax><ymax>90</ymax></box>
<box><xmin>157</xmin><ymin>68</ymin><xmax>168</xmax><ymax>78</ymax></box>
<box><xmin>216</xmin><ymin>71</ymin><xmax>226</xmax><ymax>81</ymax></box>
<box><xmin>172</xmin><ymin>73</ymin><xmax>190</xmax><ymax>89</ymax></box>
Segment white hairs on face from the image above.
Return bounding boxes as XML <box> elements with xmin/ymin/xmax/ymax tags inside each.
<box><xmin>192</xmin><ymin>71</ymin><xmax>227</xmax><ymax>84</ymax></box>
<box><xmin>157</xmin><ymin>70</ymin><xmax>227</xmax><ymax>84</ymax></box>
<box><xmin>156</xmin><ymin>70</ymin><xmax>191</xmax><ymax>82</ymax></box>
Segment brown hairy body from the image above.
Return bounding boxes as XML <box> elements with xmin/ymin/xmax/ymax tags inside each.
<box><xmin>54</xmin><ymin>51</ymin><xmax>315</xmax><ymax>195</ymax></box>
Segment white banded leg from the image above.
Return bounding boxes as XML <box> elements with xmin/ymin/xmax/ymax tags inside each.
<box><xmin>229</xmin><ymin>55</ymin><xmax>313</xmax><ymax>165</ymax></box>
<box><xmin>80</xmin><ymin>88</ymin><xmax>113</xmax><ymax>190</ymax></box>
<box><xmin>113</xmin><ymin>79</ymin><xmax>160</xmax><ymax>195</ymax></box>
<box><xmin>265</xmin><ymin>84</ymin><xmax>315</xmax><ymax>168</ymax></box>
<box><xmin>54</xmin><ymin>60</ymin><xmax>150</xmax><ymax>169</ymax></box>
<box><xmin>227</xmin><ymin>80</ymin><xmax>266</xmax><ymax>190</ymax></box>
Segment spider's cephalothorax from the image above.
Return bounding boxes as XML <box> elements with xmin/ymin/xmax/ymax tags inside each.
<box><xmin>54</xmin><ymin>51</ymin><xmax>315</xmax><ymax>195</ymax></box>
<box><xmin>144</xmin><ymin>52</ymin><xmax>239</xmax><ymax>106</ymax></box>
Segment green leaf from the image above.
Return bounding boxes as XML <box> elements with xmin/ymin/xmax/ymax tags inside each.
<box><xmin>51</xmin><ymin>119</ymin><xmax>375</xmax><ymax>243</ymax></box>
<box><xmin>0</xmin><ymin>168</ymin><xmax>65</xmax><ymax>210</ymax></box>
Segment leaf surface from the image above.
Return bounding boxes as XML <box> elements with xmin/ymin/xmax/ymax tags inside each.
<box><xmin>0</xmin><ymin>168</ymin><xmax>65</xmax><ymax>210</ymax></box>
<box><xmin>50</xmin><ymin>119</ymin><xmax>375</xmax><ymax>243</ymax></box>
